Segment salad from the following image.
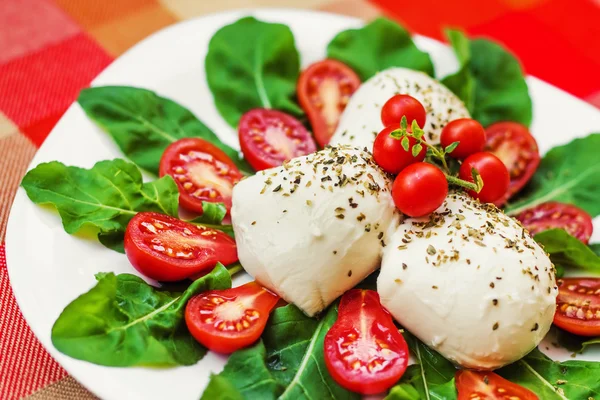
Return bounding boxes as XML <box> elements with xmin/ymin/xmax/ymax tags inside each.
<box><xmin>19</xmin><ymin>16</ymin><xmax>600</xmax><ymax>399</ymax></box>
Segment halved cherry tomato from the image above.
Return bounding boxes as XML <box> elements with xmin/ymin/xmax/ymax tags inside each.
<box><xmin>380</xmin><ymin>94</ymin><xmax>426</xmax><ymax>129</ymax></box>
<box><xmin>297</xmin><ymin>59</ymin><xmax>361</xmax><ymax>147</ymax></box>
<box><xmin>456</xmin><ymin>370</ymin><xmax>539</xmax><ymax>400</ymax></box>
<box><xmin>554</xmin><ymin>278</ymin><xmax>600</xmax><ymax>337</ymax></box>
<box><xmin>238</xmin><ymin>109</ymin><xmax>317</xmax><ymax>171</ymax></box>
<box><xmin>459</xmin><ymin>152</ymin><xmax>510</xmax><ymax>204</ymax></box>
<box><xmin>485</xmin><ymin>122</ymin><xmax>540</xmax><ymax>206</ymax></box>
<box><xmin>373</xmin><ymin>126</ymin><xmax>427</xmax><ymax>174</ymax></box>
<box><xmin>159</xmin><ymin>138</ymin><xmax>242</xmax><ymax>214</ymax></box>
<box><xmin>124</xmin><ymin>212</ymin><xmax>237</xmax><ymax>281</ymax></box>
<box><xmin>516</xmin><ymin>202</ymin><xmax>593</xmax><ymax>243</ymax></box>
<box><xmin>185</xmin><ymin>281</ymin><xmax>279</xmax><ymax>353</ymax></box>
<box><xmin>324</xmin><ymin>289</ymin><xmax>409</xmax><ymax>395</ymax></box>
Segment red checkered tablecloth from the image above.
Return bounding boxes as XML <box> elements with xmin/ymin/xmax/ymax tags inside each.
<box><xmin>1</xmin><ymin>0</ymin><xmax>598</xmax><ymax>398</ymax></box>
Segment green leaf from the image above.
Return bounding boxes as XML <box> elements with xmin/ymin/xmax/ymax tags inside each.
<box><xmin>327</xmin><ymin>18</ymin><xmax>434</xmax><ymax>81</ymax></box>
<box><xmin>497</xmin><ymin>348</ymin><xmax>600</xmax><ymax>399</ymax></box>
<box><xmin>401</xmin><ymin>332</ymin><xmax>457</xmax><ymax>399</ymax></box>
<box><xmin>412</xmin><ymin>143</ymin><xmax>423</xmax><ymax>158</ymax></box>
<box><xmin>201</xmin><ymin>341</ymin><xmax>283</xmax><ymax>400</ymax></box>
<box><xmin>534</xmin><ymin>229</ymin><xmax>600</xmax><ymax>273</ymax></box>
<box><xmin>401</xmin><ymin>136</ymin><xmax>410</xmax><ymax>151</ymax></box>
<box><xmin>205</xmin><ymin>17</ymin><xmax>303</xmax><ymax>127</ymax></box>
<box><xmin>51</xmin><ymin>264</ymin><xmax>232</xmax><ymax>367</ymax></box>
<box><xmin>202</xmin><ymin>304</ymin><xmax>358</xmax><ymax>400</ymax></box>
<box><xmin>384</xmin><ymin>383</ymin><xmax>421</xmax><ymax>400</ymax></box>
<box><xmin>187</xmin><ymin>202</ymin><xmax>234</xmax><ymax>238</ymax></box>
<box><xmin>551</xmin><ymin>326</ymin><xmax>600</xmax><ymax>354</ymax></box>
<box><xmin>401</xmin><ymin>115</ymin><xmax>408</xmax><ymax>131</ymax></box>
<box><xmin>444</xmin><ymin>141</ymin><xmax>460</xmax><ymax>154</ymax></box>
<box><xmin>78</xmin><ymin>86</ymin><xmax>252</xmax><ymax>175</ymax></box>
<box><xmin>441</xmin><ymin>29</ymin><xmax>532</xmax><ymax>127</ymax></box>
<box><xmin>506</xmin><ymin>134</ymin><xmax>600</xmax><ymax>216</ymax></box>
<box><xmin>589</xmin><ymin>243</ymin><xmax>600</xmax><ymax>256</ymax></box>
<box><xmin>21</xmin><ymin>159</ymin><xmax>179</xmax><ymax>251</ymax></box>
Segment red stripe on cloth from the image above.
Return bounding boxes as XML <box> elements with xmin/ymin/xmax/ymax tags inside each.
<box><xmin>0</xmin><ymin>244</ymin><xmax>67</xmax><ymax>400</ymax></box>
<box><xmin>0</xmin><ymin>0</ymin><xmax>80</xmax><ymax>65</ymax></box>
<box><xmin>0</xmin><ymin>33</ymin><xmax>112</xmax><ymax>128</ymax></box>
<box><xmin>21</xmin><ymin>112</ymin><xmax>65</xmax><ymax>148</ymax></box>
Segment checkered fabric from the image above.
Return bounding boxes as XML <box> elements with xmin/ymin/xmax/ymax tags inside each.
<box><xmin>0</xmin><ymin>0</ymin><xmax>598</xmax><ymax>398</ymax></box>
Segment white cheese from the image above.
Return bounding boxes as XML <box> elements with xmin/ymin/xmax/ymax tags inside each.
<box><xmin>378</xmin><ymin>193</ymin><xmax>557</xmax><ymax>369</ymax></box>
<box><xmin>331</xmin><ymin>67</ymin><xmax>470</xmax><ymax>150</ymax></box>
<box><xmin>232</xmin><ymin>146</ymin><xmax>399</xmax><ymax>316</ymax></box>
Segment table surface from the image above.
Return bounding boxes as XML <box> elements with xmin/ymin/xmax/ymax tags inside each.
<box><xmin>1</xmin><ymin>0</ymin><xmax>598</xmax><ymax>399</ymax></box>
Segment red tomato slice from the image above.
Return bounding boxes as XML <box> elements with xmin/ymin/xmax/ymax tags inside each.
<box><xmin>554</xmin><ymin>278</ymin><xmax>600</xmax><ymax>337</ymax></box>
<box><xmin>516</xmin><ymin>202</ymin><xmax>593</xmax><ymax>243</ymax></box>
<box><xmin>297</xmin><ymin>59</ymin><xmax>361</xmax><ymax>147</ymax></box>
<box><xmin>185</xmin><ymin>281</ymin><xmax>279</xmax><ymax>353</ymax></box>
<box><xmin>484</xmin><ymin>122</ymin><xmax>540</xmax><ymax>206</ymax></box>
<box><xmin>124</xmin><ymin>212</ymin><xmax>237</xmax><ymax>282</ymax></box>
<box><xmin>238</xmin><ymin>109</ymin><xmax>317</xmax><ymax>171</ymax></box>
<box><xmin>159</xmin><ymin>138</ymin><xmax>242</xmax><ymax>214</ymax></box>
<box><xmin>324</xmin><ymin>289</ymin><xmax>409</xmax><ymax>395</ymax></box>
<box><xmin>456</xmin><ymin>370</ymin><xmax>539</xmax><ymax>400</ymax></box>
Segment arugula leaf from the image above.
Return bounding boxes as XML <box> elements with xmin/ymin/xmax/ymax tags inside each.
<box><xmin>505</xmin><ymin>134</ymin><xmax>600</xmax><ymax>216</ymax></box>
<box><xmin>590</xmin><ymin>243</ymin><xmax>600</xmax><ymax>256</ymax></box>
<box><xmin>384</xmin><ymin>383</ymin><xmax>421</xmax><ymax>400</ymax></box>
<box><xmin>52</xmin><ymin>264</ymin><xmax>231</xmax><ymax>367</ymax></box>
<box><xmin>21</xmin><ymin>159</ymin><xmax>178</xmax><ymax>252</ymax></box>
<box><xmin>534</xmin><ymin>229</ymin><xmax>600</xmax><ymax>273</ymax></box>
<box><xmin>551</xmin><ymin>326</ymin><xmax>600</xmax><ymax>354</ymax></box>
<box><xmin>205</xmin><ymin>17</ymin><xmax>303</xmax><ymax>128</ymax></box>
<box><xmin>497</xmin><ymin>348</ymin><xmax>600</xmax><ymax>399</ymax></box>
<box><xmin>202</xmin><ymin>304</ymin><xmax>358</xmax><ymax>399</ymax></box>
<box><xmin>327</xmin><ymin>18</ymin><xmax>434</xmax><ymax>81</ymax></box>
<box><xmin>441</xmin><ymin>29</ymin><xmax>532</xmax><ymax>127</ymax></box>
<box><xmin>399</xmin><ymin>332</ymin><xmax>457</xmax><ymax>400</ymax></box>
<box><xmin>78</xmin><ymin>86</ymin><xmax>252</xmax><ymax>175</ymax></box>
<box><xmin>201</xmin><ymin>341</ymin><xmax>283</xmax><ymax>400</ymax></box>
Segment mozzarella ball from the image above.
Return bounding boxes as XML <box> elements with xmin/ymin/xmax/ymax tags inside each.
<box><xmin>378</xmin><ymin>193</ymin><xmax>557</xmax><ymax>370</ymax></box>
<box><xmin>331</xmin><ymin>67</ymin><xmax>470</xmax><ymax>150</ymax></box>
<box><xmin>232</xmin><ymin>146</ymin><xmax>399</xmax><ymax>316</ymax></box>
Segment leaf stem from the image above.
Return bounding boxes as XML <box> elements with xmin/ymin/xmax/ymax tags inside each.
<box><xmin>445</xmin><ymin>174</ymin><xmax>478</xmax><ymax>192</ymax></box>
<box><xmin>421</xmin><ymin>140</ymin><xmax>449</xmax><ymax>172</ymax></box>
<box><xmin>226</xmin><ymin>263</ymin><xmax>244</xmax><ymax>277</ymax></box>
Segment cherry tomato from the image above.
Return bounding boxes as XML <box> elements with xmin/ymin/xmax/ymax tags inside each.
<box><xmin>124</xmin><ymin>212</ymin><xmax>237</xmax><ymax>282</ymax></box>
<box><xmin>516</xmin><ymin>202</ymin><xmax>593</xmax><ymax>243</ymax></box>
<box><xmin>456</xmin><ymin>370</ymin><xmax>539</xmax><ymax>400</ymax></box>
<box><xmin>297</xmin><ymin>59</ymin><xmax>361</xmax><ymax>147</ymax></box>
<box><xmin>392</xmin><ymin>163</ymin><xmax>448</xmax><ymax>217</ymax></box>
<box><xmin>380</xmin><ymin>94</ymin><xmax>426</xmax><ymax>129</ymax></box>
<box><xmin>185</xmin><ymin>281</ymin><xmax>279</xmax><ymax>353</ymax></box>
<box><xmin>459</xmin><ymin>152</ymin><xmax>509</xmax><ymax>204</ymax></box>
<box><xmin>485</xmin><ymin>122</ymin><xmax>540</xmax><ymax>206</ymax></box>
<box><xmin>440</xmin><ymin>118</ymin><xmax>486</xmax><ymax>159</ymax></box>
<box><xmin>238</xmin><ymin>109</ymin><xmax>317</xmax><ymax>171</ymax></box>
<box><xmin>159</xmin><ymin>138</ymin><xmax>242</xmax><ymax>214</ymax></box>
<box><xmin>372</xmin><ymin>126</ymin><xmax>427</xmax><ymax>174</ymax></box>
<box><xmin>554</xmin><ymin>278</ymin><xmax>600</xmax><ymax>337</ymax></box>
<box><xmin>324</xmin><ymin>289</ymin><xmax>409</xmax><ymax>395</ymax></box>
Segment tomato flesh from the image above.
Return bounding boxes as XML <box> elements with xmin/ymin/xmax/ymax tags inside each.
<box><xmin>516</xmin><ymin>202</ymin><xmax>593</xmax><ymax>244</ymax></box>
<box><xmin>485</xmin><ymin>122</ymin><xmax>540</xmax><ymax>206</ymax></box>
<box><xmin>185</xmin><ymin>281</ymin><xmax>279</xmax><ymax>353</ymax></box>
<box><xmin>324</xmin><ymin>289</ymin><xmax>409</xmax><ymax>395</ymax></box>
<box><xmin>297</xmin><ymin>59</ymin><xmax>361</xmax><ymax>147</ymax></box>
<box><xmin>159</xmin><ymin>138</ymin><xmax>242</xmax><ymax>214</ymax></box>
<box><xmin>239</xmin><ymin>109</ymin><xmax>317</xmax><ymax>171</ymax></box>
<box><xmin>456</xmin><ymin>370</ymin><xmax>539</xmax><ymax>400</ymax></box>
<box><xmin>124</xmin><ymin>212</ymin><xmax>238</xmax><ymax>281</ymax></box>
<box><xmin>554</xmin><ymin>278</ymin><xmax>600</xmax><ymax>336</ymax></box>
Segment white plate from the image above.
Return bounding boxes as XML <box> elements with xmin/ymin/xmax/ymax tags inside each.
<box><xmin>6</xmin><ymin>8</ymin><xmax>600</xmax><ymax>400</ymax></box>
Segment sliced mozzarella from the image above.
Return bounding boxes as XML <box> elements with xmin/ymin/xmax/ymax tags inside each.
<box><xmin>232</xmin><ymin>146</ymin><xmax>399</xmax><ymax>316</ymax></box>
<box><xmin>331</xmin><ymin>67</ymin><xmax>470</xmax><ymax>150</ymax></box>
<box><xmin>378</xmin><ymin>193</ymin><xmax>557</xmax><ymax>370</ymax></box>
